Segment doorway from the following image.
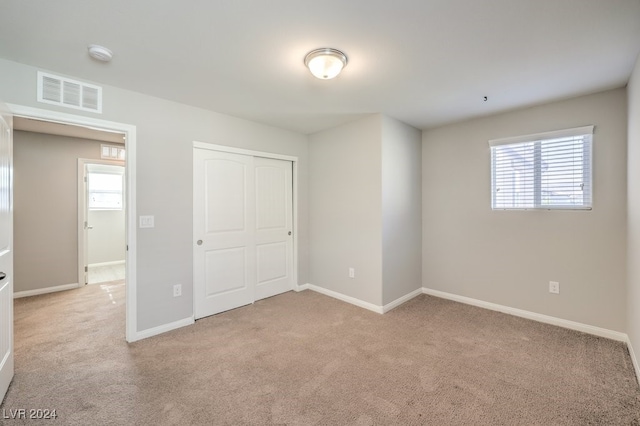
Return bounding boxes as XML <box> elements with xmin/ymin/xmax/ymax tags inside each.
<box><xmin>8</xmin><ymin>103</ymin><xmax>138</xmax><ymax>342</ymax></box>
<box><xmin>79</xmin><ymin>161</ymin><xmax>126</xmax><ymax>286</ymax></box>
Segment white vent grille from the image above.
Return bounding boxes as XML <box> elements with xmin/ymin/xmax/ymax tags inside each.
<box><xmin>37</xmin><ymin>71</ymin><xmax>102</xmax><ymax>113</ymax></box>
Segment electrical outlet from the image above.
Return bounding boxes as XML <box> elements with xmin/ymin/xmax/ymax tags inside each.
<box><xmin>173</xmin><ymin>284</ymin><xmax>182</xmax><ymax>297</ymax></box>
<box><xmin>549</xmin><ymin>281</ymin><xmax>560</xmax><ymax>294</ymax></box>
<box><xmin>348</xmin><ymin>268</ymin><xmax>355</xmax><ymax>279</ymax></box>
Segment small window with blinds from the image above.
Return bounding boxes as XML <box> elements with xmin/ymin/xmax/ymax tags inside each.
<box><xmin>489</xmin><ymin>126</ymin><xmax>593</xmax><ymax>210</ymax></box>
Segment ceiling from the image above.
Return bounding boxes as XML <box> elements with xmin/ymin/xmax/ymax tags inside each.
<box><xmin>14</xmin><ymin>117</ymin><xmax>125</xmax><ymax>144</ymax></box>
<box><xmin>1</xmin><ymin>0</ymin><xmax>639</xmax><ymax>135</ymax></box>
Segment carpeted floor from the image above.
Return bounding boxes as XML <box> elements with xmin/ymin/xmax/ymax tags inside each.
<box><xmin>1</xmin><ymin>282</ymin><xmax>639</xmax><ymax>425</ymax></box>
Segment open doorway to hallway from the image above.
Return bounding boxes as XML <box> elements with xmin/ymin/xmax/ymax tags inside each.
<box><xmin>13</xmin><ymin>117</ymin><xmax>127</xmax><ymax>294</ymax></box>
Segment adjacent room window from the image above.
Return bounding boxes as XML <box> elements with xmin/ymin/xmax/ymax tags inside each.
<box><xmin>489</xmin><ymin>126</ymin><xmax>593</xmax><ymax>210</ymax></box>
<box><xmin>88</xmin><ymin>172</ymin><xmax>123</xmax><ymax>210</ymax></box>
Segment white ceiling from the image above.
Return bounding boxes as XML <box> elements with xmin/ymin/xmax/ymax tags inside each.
<box><xmin>1</xmin><ymin>0</ymin><xmax>639</xmax><ymax>134</ymax></box>
<box><xmin>14</xmin><ymin>117</ymin><xmax>125</xmax><ymax>144</ymax></box>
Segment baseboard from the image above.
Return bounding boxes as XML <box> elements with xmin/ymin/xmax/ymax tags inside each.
<box><xmin>304</xmin><ymin>284</ymin><xmax>384</xmax><ymax>314</ymax></box>
<box><xmin>88</xmin><ymin>260</ymin><xmax>125</xmax><ymax>268</ymax></box>
<box><xmin>422</xmin><ymin>287</ymin><xmax>627</xmax><ymax>342</ymax></box>
<box><xmin>132</xmin><ymin>316</ymin><xmax>195</xmax><ymax>342</ymax></box>
<box><xmin>382</xmin><ymin>288</ymin><xmax>423</xmax><ymax>313</ymax></box>
<box><xmin>14</xmin><ymin>283</ymin><xmax>79</xmax><ymax>299</ymax></box>
<box><xmin>294</xmin><ymin>283</ymin><xmax>310</xmax><ymax>292</ymax></box>
<box><xmin>627</xmin><ymin>336</ymin><xmax>640</xmax><ymax>386</ymax></box>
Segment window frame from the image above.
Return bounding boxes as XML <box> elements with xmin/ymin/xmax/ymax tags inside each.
<box><xmin>489</xmin><ymin>125</ymin><xmax>594</xmax><ymax>211</ymax></box>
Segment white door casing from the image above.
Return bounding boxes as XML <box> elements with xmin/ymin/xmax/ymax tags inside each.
<box><xmin>0</xmin><ymin>103</ymin><xmax>13</xmax><ymax>402</ymax></box>
<box><xmin>193</xmin><ymin>144</ymin><xmax>295</xmax><ymax>319</ymax></box>
<box><xmin>77</xmin><ymin>159</ymin><xmax>125</xmax><ymax>287</ymax></box>
<box><xmin>8</xmin><ymin>104</ymin><xmax>138</xmax><ymax>342</ymax></box>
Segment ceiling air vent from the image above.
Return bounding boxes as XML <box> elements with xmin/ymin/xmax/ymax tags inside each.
<box><xmin>37</xmin><ymin>71</ymin><xmax>103</xmax><ymax>113</ymax></box>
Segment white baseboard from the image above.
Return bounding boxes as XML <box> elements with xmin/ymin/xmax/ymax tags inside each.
<box><xmin>383</xmin><ymin>288</ymin><xmax>423</xmax><ymax>313</ymax></box>
<box><xmin>89</xmin><ymin>260</ymin><xmax>125</xmax><ymax>268</ymax></box>
<box><xmin>294</xmin><ymin>283</ymin><xmax>310</xmax><ymax>292</ymax></box>
<box><xmin>132</xmin><ymin>316</ymin><xmax>195</xmax><ymax>342</ymax></box>
<box><xmin>422</xmin><ymin>287</ymin><xmax>627</xmax><ymax>342</ymax></box>
<box><xmin>14</xmin><ymin>283</ymin><xmax>79</xmax><ymax>299</ymax></box>
<box><xmin>304</xmin><ymin>284</ymin><xmax>384</xmax><ymax>314</ymax></box>
<box><xmin>627</xmin><ymin>336</ymin><xmax>640</xmax><ymax>386</ymax></box>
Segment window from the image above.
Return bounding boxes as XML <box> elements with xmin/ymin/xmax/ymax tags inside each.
<box><xmin>489</xmin><ymin>126</ymin><xmax>593</xmax><ymax>210</ymax></box>
<box><xmin>88</xmin><ymin>172</ymin><xmax>123</xmax><ymax>210</ymax></box>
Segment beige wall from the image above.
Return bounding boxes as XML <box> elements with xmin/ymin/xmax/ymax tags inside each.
<box><xmin>382</xmin><ymin>116</ymin><xmax>422</xmax><ymax>305</ymax></box>
<box><xmin>0</xmin><ymin>58</ymin><xmax>309</xmax><ymax>332</ymax></box>
<box><xmin>13</xmin><ymin>131</ymin><xmax>103</xmax><ymax>292</ymax></box>
<box><xmin>422</xmin><ymin>88</ymin><xmax>627</xmax><ymax>331</ymax></box>
<box><xmin>627</xmin><ymin>54</ymin><xmax>640</xmax><ymax>365</ymax></box>
<box><xmin>309</xmin><ymin>115</ymin><xmax>383</xmax><ymax>305</ymax></box>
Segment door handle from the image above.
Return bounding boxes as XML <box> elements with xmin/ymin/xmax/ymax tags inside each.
<box><xmin>0</xmin><ymin>272</ymin><xmax>5</xmax><ymax>281</ymax></box>
<box><xmin>197</xmin><ymin>240</ymin><xmax>203</xmax><ymax>246</ymax></box>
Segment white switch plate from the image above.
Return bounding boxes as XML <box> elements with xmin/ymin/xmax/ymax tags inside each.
<box><xmin>348</xmin><ymin>267</ymin><xmax>355</xmax><ymax>279</ymax></box>
<box><xmin>139</xmin><ymin>215</ymin><xmax>154</xmax><ymax>228</ymax></box>
<box><xmin>549</xmin><ymin>281</ymin><xmax>560</xmax><ymax>294</ymax></box>
<box><xmin>173</xmin><ymin>284</ymin><xmax>182</xmax><ymax>297</ymax></box>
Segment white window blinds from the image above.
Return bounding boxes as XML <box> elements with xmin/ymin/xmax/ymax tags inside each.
<box><xmin>489</xmin><ymin>126</ymin><xmax>593</xmax><ymax>210</ymax></box>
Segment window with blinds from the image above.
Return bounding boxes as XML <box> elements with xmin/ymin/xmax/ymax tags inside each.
<box><xmin>489</xmin><ymin>126</ymin><xmax>593</xmax><ymax>210</ymax></box>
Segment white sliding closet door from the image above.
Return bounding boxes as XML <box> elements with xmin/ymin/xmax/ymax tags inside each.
<box><xmin>254</xmin><ymin>157</ymin><xmax>293</xmax><ymax>300</ymax></box>
<box><xmin>193</xmin><ymin>148</ymin><xmax>293</xmax><ymax>319</ymax></box>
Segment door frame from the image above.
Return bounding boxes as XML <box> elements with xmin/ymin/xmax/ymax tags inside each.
<box><xmin>77</xmin><ymin>159</ymin><xmax>125</xmax><ymax>287</ymax></box>
<box><xmin>9</xmin><ymin>104</ymin><xmax>138</xmax><ymax>343</ymax></box>
<box><xmin>192</xmin><ymin>141</ymin><xmax>299</xmax><ymax>315</ymax></box>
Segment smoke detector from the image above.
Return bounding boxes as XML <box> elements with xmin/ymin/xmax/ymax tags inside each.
<box><xmin>88</xmin><ymin>45</ymin><xmax>113</xmax><ymax>62</ymax></box>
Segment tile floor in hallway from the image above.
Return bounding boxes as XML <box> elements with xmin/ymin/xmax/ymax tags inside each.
<box><xmin>88</xmin><ymin>263</ymin><xmax>125</xmax><ymax>284</ymax></box>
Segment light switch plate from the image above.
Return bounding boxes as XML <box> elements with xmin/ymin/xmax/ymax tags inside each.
<box><xmin>139</xmin><ymin>215</ymin><xmax>154</xmax><ymax>228</ymax></box>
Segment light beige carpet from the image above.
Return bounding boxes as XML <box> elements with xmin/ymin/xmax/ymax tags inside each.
<box><xmin>1</xmin><ymin>282</ymin><xmax>639</xmax><ymax>425</ymax></box>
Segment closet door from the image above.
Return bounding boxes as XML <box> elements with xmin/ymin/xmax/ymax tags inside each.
<box><xmin>194</xmin><ymin>149</ymin><xmax>255</xmax><ymax>319</ymax></box>
<box><xmin>194</xmin><ymin>148</ymin><xmax>293</xmax><ymax>319</ymax></box>
<box><xmin>254</xmin><ymin>157</ymin><xmax>293</xmax><ymax>301</ymax></box>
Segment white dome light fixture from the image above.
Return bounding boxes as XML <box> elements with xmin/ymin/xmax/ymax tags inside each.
<box><xmin>88</xmin><ymin>44</ymin><xmax>113</xmax><ymax>62</ymax></box>
<box><xmin>304</xmin><ymin>48</ymin><xmax>347</xmax><ymax>80</ymax></box>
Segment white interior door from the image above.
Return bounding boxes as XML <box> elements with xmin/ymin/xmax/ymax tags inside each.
<box><xmin>194</xmin><ymin>149</ymin><xmax>256</xmax><ymax>318</ymax></box>
<box><xmin>254</xmin><ymin>157</ymin><xmax>293</xmax><ymax>300</ymax></box>
<box><xmin>0</xmin><ymin>104</ymin><xmax>13</xmax><ymax>402</ymax></box>
<box><xmin>194</xmin><ymin>148</ymin><xmax>293</xmax><ymax>319</ymax></box>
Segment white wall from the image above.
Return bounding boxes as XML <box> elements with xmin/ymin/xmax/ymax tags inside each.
<box><xmin>0</xmin><ymin>58</ymin><xmax>309</xmax><ymax>332</ymax></box>
<box><xmin>381</xmin><ymin>116</ymin><xmax>422</xmax><ymax>305</ymax></box>
<box><xmin>423</xmin><ymin>88</ymin><xmax>627</xmax><ymax>332</ymax></box>
<box><xmin>309</xmin><ymin>114</ymin><xmax>422</xmax><ymax>308</ymax></box>
<box><xmin>309</xmin><ymin>115</ymin><xmax>383</xmax><ymax>306</ymax></box>
<box><xmin>627</xmin><ymin>54</ymin><xmax>640</xmax><ymax>368</ymax></box>
<box><xmin>88</xmin><ymin>210</ymin><xmax>125</xmax><ymax>265</ymax></box>
<box><xmin>13</xmin><ymin>131</ymin><xmax>104</xmax><ymax>292</ymax></box>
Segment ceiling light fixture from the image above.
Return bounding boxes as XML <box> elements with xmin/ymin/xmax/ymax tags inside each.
<box><xmin>304</xmin><ymin>48</ymin><xmax>347</xmax><ymax>80</ymax></box>
<box><xmin>88</xmin><ymin>44</ymin><xmax>113</xmax><ymax>62</ymax></box>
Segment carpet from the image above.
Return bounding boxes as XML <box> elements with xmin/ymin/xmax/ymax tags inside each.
<box><xmin>1</xmin><ymin>282</ymin><xmax>639</xmax><ymax>425</ymax></box>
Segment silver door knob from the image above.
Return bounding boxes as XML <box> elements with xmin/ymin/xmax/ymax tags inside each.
<box><xmin>288</xmin><ymin>231</ymin><xmax>292</xmax><ymax>236</ymax></box>
<box><xmin>197</xmin><ymin>240</ymin><xmax>203</xmax><ymax>245</ymax></box>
